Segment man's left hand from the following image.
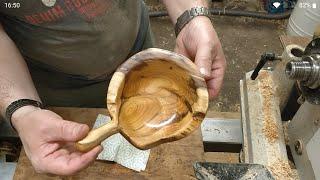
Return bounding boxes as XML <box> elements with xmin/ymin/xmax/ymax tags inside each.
<box><xmin>174</xmin><ymin>16</ymin><xmax>226</xmax><ymax>99</ymax></box>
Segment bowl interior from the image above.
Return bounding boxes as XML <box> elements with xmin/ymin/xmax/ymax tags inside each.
<box><xmin>118</xmin><ymin>59</ymin><xmax>199</xmax><ymax>149</ymax></box>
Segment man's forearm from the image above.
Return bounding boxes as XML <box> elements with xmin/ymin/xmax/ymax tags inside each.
<box><xmin>162</xmin><ymin>0</ymin><xmax>209</xmax><ymax>24</ymax></box>
<box><xmin>0</xmin><ymin>24</ymin><xmax>40</xmax><ymax>117</ymax></box>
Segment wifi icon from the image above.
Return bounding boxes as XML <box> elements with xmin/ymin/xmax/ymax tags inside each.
<box><xmin>273</xmin><ymin>1</ymin><xmax>281</xmax><ymax>8</ymax></box>
<box><xmin>266</xmin><ymin>0</ymin><xmax>284</xmax><ymax>13</ymax></box>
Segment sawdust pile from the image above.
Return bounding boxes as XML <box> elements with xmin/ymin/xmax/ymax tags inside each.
<box><xmin>268</xmin><ymin>159</ymin><xmax>294</xmax><ymax>180</ymax></box>
<box><xmin>282</xmin><ymin>121</ymin><xmax>290</xmax><ymax>145</ymax></box>
<box><xmin>258</xmin><ymin>71</ymin><xmax>279</xmax><ymax>143</ymax></box>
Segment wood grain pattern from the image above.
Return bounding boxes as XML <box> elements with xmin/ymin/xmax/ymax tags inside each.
<box><xmin>77</xmin><ymin>48</ymin><xmax>209</xmax><ymax>152</ymax></box>
<box><xmin>14</xmin><ymin>107</ymin><xmax>205</xmax><ymax>180</ymax></box>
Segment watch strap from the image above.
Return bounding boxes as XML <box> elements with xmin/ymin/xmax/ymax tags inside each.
<box><xmin>175</xmin><ymin>7</ymin><xmax>210</xmax><ymax>37</ymax></box>
<box><xmin>5</xmin><ymin>99</ymin><xmax>44</xmax><ymax>130</ymax></box>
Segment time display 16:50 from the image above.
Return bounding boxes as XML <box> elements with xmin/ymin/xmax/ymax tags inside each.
<box><xmin>4</xmin><ymin>3</ymin><xmax>21</xmax><ymax>8</ymax></box>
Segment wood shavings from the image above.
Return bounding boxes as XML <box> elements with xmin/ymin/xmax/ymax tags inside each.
<box><xmin>268</xmin><ymin>159</ymin><xmax>294</xmax><ymax>180</ymax></box>
<box><xmin>258</xmin><ymin>71</ymin><xmax>279</xmax><ymax>143</ymax></box>
<box><xmin>282</xmin><ymin>121</ymin><xmax>290</xmax><ymax>145</ymax></box>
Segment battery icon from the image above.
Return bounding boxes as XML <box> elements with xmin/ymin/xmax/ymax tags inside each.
<box><xmin>313</xmin><ymin>3</ymin><xmax>317</xmax><ymax>8</ymax></box>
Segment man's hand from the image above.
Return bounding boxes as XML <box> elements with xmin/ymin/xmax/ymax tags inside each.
<box><xmin>12</xmin><ymin>106</ymin><xmax>102</xmax><ymax>175</ymax></box>
<box><xmin>174</xmin><ymin>16</ymin><xmax>226</xmax><ymax>99</ymax></box>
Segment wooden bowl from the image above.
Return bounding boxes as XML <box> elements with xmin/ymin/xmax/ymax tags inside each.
<box><xmin>76</xmin><ymin>48</ymin><xmax>209</xmax><ymax>152</ymax></box>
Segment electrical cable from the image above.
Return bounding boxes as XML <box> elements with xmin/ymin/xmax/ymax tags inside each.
<box><xmin>149</xmin><ymin>8</ymin><xmax>291</xmax><ymax>19</ymax></box>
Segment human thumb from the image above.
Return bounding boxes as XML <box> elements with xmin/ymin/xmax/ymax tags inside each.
<box><xmin>195</xmin><ymin>45</ymin><xmax>214</xmax><ymax>79</ymax></box>
<box><xmin>54</xmin><ymin>120</ymin><xmax>90</xmax><ymax>142</ymax></box>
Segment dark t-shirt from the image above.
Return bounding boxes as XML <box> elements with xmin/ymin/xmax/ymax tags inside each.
<box><xmin>0</xmin><ymin>0</ymin><xmax>141</xmax><ymax>80</ymax></box>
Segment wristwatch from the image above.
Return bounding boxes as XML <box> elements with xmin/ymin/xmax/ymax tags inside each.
<box><xmin>5</xmin><ymin>99</ymin><xmax>44</xmax><ymax>130</ymax></box>
<box><xmin>174</xmin><ymin>7</ymin><xmax>210</xmax><ymax>37</ymax></box>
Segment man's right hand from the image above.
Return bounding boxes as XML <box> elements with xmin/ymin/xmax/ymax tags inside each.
<box><xmin>0</xmin><ymin>22</ymin><xmax>101</xmax><ymax>175</ymax></box>
<box><xmin>11</xmin><ymin>106</ymin><xmax>102</xmax><ymax>175</ymax></box>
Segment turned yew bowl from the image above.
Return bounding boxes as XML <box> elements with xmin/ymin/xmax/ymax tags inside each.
<box><xmin>76</xmin><ymin>48</ymin><xmax>209</xmax><ymax>152</ymax></box>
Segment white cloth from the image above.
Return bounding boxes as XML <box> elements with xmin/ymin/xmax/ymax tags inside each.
<box><xmin>93</xmin><ymin>114</ymin><xmax>150</xmax><ymax>172</ymax></box>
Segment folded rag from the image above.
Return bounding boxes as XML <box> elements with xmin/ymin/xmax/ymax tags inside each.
<box><xmin>93</xmin><ymin>114</ymin><xmax>150</xmax><ymax>172</ymax></box>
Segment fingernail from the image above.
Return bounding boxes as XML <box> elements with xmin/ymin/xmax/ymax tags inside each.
<box><xmin>76</xmin><ymin>124</ymin><xmax>87</xmax><ymax>136</ymax></box>
<box><xmin>77</xmin><ymin>124</ymin><xmax>84</xmax><ymax>132</ymax></box>
<box><xmin>200</xmin><ymin>67</ymin><xmax>210</xmax><ymax>77</ymax></box>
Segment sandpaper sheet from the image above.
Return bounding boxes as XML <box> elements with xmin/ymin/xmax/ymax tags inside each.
<box><xmin>93</xmin><ymin>114</ymin><xmax>150</xmax><ymax>172</ymax></box>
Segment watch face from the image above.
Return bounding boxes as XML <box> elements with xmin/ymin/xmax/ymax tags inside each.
<box><xmin>41</xmin><ymin>0</ymin><xmax>56</xmax><ymax>7</ymax></box>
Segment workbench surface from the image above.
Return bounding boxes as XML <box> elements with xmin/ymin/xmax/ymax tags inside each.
<box><xmin>280</xmin><ymin>35</ymin><xmax>310</xmax><ymax>48</ymax></box>
<box><xmin>14</xmin><ymin>107</ymin><xmax>204</xmax><ymax>179</ymax></box>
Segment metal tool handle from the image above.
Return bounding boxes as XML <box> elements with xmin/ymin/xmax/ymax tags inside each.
<box><xmin>251</xmin><ymin>52</ymin><xmax>282</xmax><ymax>80</ymax></box>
